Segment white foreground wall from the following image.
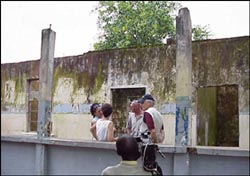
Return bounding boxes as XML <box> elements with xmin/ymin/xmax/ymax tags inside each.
<box><xmin>1</xmin><ymin>135</ymin><xmax>249</xmax><ymax>175</ymax></box>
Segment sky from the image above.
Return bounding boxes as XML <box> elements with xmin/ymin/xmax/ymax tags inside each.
<box><xmin>1</xmin><ymin>1</ymin><xmax>249</xmax><ymax>64</ymax></box>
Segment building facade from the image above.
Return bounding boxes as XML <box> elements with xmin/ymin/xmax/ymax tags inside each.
<box><xmin>1</xmin><ymin>36</ymin><xmax>249</xmax><ymax>149</ymax></box>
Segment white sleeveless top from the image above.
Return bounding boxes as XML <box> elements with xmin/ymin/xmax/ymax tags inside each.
<box><xmin>96</xmin><ymin>119</ymin><xmax>112</xmax><ymax>141</ymax></box>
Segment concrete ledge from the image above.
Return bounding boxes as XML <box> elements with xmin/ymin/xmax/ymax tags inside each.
<box><xmin>1</xmin><ymin>135</ymin><xmax>116</xmax><ymax>150</ymax></box>
<box><xmin>186</xmin><ymin>146</ymin><xmax>249</xmax><ymax>157</ymax></box>
<box><xmin>2</xmin><ymin>135</ymin><xmax>249</xmax><ymax>157</ymax></box>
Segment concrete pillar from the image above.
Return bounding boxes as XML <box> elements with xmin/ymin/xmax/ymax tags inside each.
<box><xmin>173</xmin><ymin>7</ymin><xmax>192</xmax><ymax>175</ymax></box>
<box><xmin>37</xmin><ymin>27</ymin><xmax>55</xmax><ymax>138</ymax></box>
<box><xmin>173</xmin><ymin>153</ymin><xmax>190</xmax><ymax>175</ymax></box>
<box><xmin>35</xmin><ymin>27</ymin><xmax>56</xmax><ymax>175</ymax></box>
<box><xmin>175</xmin><ymin>8</ymin><xmax>192</xmax><ymax>147</ymax></box>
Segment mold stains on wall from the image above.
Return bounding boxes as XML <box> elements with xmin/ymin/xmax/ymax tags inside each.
<box><xmin>53</xmin><ymin>78</ymin><xmax>75</xmax><ymax>104</ymax></box>
<box><xmin>52</xmin><ymin>53</ymin><xmax>109</xmax><ymax>104</ymax></box>
<box><xmin>1</xmin><ymin>60</ymin><xmax>40</xmax><ymax>112</ymax></box>
<box><xmin>1</xmin><ymin>37</ymin><xmax>249</xmax><ymax>146</ymax></box>
<box><xmin>4</xmin><ymin>80</ymin><xmax>15</xmax><ymax>104</ymax></box>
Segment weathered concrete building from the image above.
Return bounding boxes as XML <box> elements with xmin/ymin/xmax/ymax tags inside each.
<box><xmin>1</xmin><ymin>36</ymin><xmax>249</xmax><ymax>149</ymax></box>
<box><xmin>1</xmin><ymin>7</ymin><xmax>249</xmax><ymax>175</ymax></box>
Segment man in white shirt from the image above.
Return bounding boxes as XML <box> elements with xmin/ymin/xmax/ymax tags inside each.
<box><xmin>140</xmin><ymin>94</ymin><xmax>165</xmax><ymax>143</ymax></box>
<box><xmin>126</xmin><ymin>100</ymin><xmax>144</xmax><ymax>137</ymax></box>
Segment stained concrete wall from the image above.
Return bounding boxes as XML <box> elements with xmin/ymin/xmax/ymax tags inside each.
<box><xmin>1</xmin><ymin>36</ymin><xmax>249</xmax><ymax>148</ymax></box>
<box><xmin>3</xmin><ymin>37</ymin><xmax>248</xmax><ymax>114</ymax></box>
<box><xmin>51</xmin><ymin>114</ymin><xmax>93</xmax><ymax>140</ymax></box>
<box><xmin>1</xmin><ymin>114</ymin><xmax>26</xmax><ymax>135</ymax></box>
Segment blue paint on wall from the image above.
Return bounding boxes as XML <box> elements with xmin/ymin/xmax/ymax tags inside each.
<box><xmin>176</xmin><ymin>107</ymin><xmax>180</xmax><ymax>136</ymax></box>
<box><xmin>53</xmin><ymin>103</ymin><xmax>177</xmax><ymax>115</ymax></box>
<box><xmin>52</xmin><ymin>104</ymin><xmax>91</xmax><ymax>114</ymax></box>
<box><xmin>160</xmin><ymin>103</ymin><xmax>176</xmax><ymax>114</ymax></box>
<box><xmin>175</xmin><ymin>96</ymin><xmax>191</xmax><ymax>146</ymax></box>
<box><xmin>2</xmin><ymin>105</ymin><xmax>26</xmax><ymax>113</ymax></box>
<box><xmin>79</xmin><ymin>104</ymin><xmax>91</xmax><ymax>113</ymax></box>
<box><xmin>183</xmin><ymin>107</ymin><xmax>189</xmax><ymax>145</ymax></box>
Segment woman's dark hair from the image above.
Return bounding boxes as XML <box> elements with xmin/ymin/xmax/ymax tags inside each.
<box><xmin>101</xmin><ymin>103</ymin><xmax>113</xmax><ymax>118</ymax></box>
<box><xmin>90</xmin><ymin>103</ymin><xmax>100</xmax><ymax>117</ymax></box>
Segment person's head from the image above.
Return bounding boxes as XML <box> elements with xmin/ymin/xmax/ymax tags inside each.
<box><xmin>130</xmin><ymin>100</ymin><xmax>142</xmax><ymax>115</ymax></box>
<box><xmin>101</xmin><ymin>103</ymin><xmax>113</xmax><ymax>118</ymax></box>
<box><xmin>137</xmin><ymin>98</ymin><xmax>144</xmax><ymax>109</ymax></box>
<box><xmin>116</xmin><ymin>134</ymin><xmax>141</xmax><ymax>161</ymax></box>
<box><xmin>140</xmin><ymin>94</ymin><xmax>155</xmax><ymax>111</ymax></box>
<box><xmin>90</xmin><ymin>103</ymin><xmax>102</xmax><ymax>118</ymax></box>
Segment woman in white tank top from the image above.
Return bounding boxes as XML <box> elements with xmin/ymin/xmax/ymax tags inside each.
<box><xmin>94</xmin><ymin>103</ymin><xmax>117</xmax><ymax>142</ymax></box>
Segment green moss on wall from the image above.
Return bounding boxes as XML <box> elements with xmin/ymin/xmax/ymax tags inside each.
<box><xmin>52</xmin><ymin>66</ymin><xmax>91</xmax><ymax>103</ymax></box>
<box><xmin>197</xmin><ymin>87</ymin><xmax>217</xmax><ymax>146</ymax></box>
<box><xmin>13</xmin><ymin>74</ymin><xmax>25</xmax><ymax>104</ymax></box>
<box><xmin>52</xmin><ymin>56</ymin><xmax>108</xmax><ymax>104</ymax></box>
<box><xmin>207</xmin><ymin>88</ymin><xmax>217</xmax><ymax>146</ymax></box>
<box><xmin>93</xmin><ymin>61</ymin><xmax>105</xmax><ymax>94</ymax></box>
<box><xmin>1</xmin><ymin>36</ymin><xmax>249</xmax><ymax>116</ymax></box>
<box><xmin>1</xmin><ymin>76</ymin><xmax>6</xmax><ymax>110</ymax></box>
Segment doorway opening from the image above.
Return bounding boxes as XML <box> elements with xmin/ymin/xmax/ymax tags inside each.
<box><xmin>111</xmin><ymin>86</ymin><xmax>146</xmax><ymax>136</ymax></box>
<box><xmin>27</xmin><ymin>78</ymin><xmax>39</xmax><ymax>132</ymax></box>
<box><xmin>197</xmin><ymin>84</ymin><xmax>239</xmax><ymax>146</ymax></box>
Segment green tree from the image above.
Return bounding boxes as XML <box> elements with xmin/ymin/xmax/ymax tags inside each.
<box><xmin>93</xmin><ymin>1</ymin><xmax>212</xmax><ymax>51</ymax></box>
<box><xmin>192</xmin><ymin>24</ymin><xmax>213</xmax><ymax>41</ymax></box>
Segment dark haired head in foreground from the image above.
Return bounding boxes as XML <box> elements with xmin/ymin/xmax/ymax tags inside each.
<box><xmin>102</xmin><ymin>134</ymin><xmax>151</xmax><ymax>175</ymax></box>
<box><xmin>116</xmin><ymin>134</ymin><xmax>140</xmax><ymax>161</ymax></box>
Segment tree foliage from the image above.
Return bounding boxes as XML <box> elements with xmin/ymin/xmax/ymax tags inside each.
<box><xmin>192</xmin><ymin>24</ymin><xmax>213</xmax><ymax>41</ymax></box>
<box><xmin>93</xmin><ymin>1</ymin><xmax>212</xmax><ymax>51</ymax></box>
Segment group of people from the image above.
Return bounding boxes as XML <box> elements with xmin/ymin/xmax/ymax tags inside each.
<box><xmin>89</xmin><ymin>94</ymin><xmax>165</xmax><ymax>175</ymax></box>
<box><xmin>89</xmin><ymin>94</ymin><xmax>165</xmax><ymax>144</ymax></box>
